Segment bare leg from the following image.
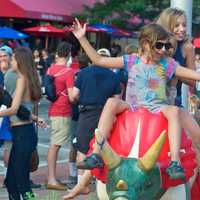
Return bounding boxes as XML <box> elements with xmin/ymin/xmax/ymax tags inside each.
<box><xmin>62</xmin><ymin>170</ymin><xmax>92</xmax><ymax>200</ymax></box>
<box><xmin>77</xmin><ymin>152</ymin><xmax>86</xmax><ymax>182</ymax></box>
<box><xmin>161</xmin><ymin>105</ymin><xmax>181</xmax><ymax>161</ymax></box>
<box><xmin>68</xmin><ymin>120</ymin><xmax>78</xmax><ymax>178</ymax></box>
<box><xmin>68</xmin><ymin>145</ymin><xmax>78</xmax><ymax>177</ymax></box>
<box><xmin>3</xmin><ymin>149</ymin><xmax>10</xmax><ymax>167</ymax></box>
<box><xmin>180</xmin><ymin>109</ymin><xmax>200</xmax><ymax>144</ymax></box>
<box><xmin>3</xmin><ymin>141</ymin><xmax>12</xmax><ymax>167</ymax></box>
<box><xmin>77</xmin><ymin>98</ymin><xmax>130</xmax><ymax>170</ymax></box>
<box><xmin>161</xmin><ymin>105</ymin><xmax>185</xmax><ymax>179</ymax></box>
<box><xmin>94</xmin><ymin>98</ymin><xmax>130</xmax><ymax>154</ymax></box>
<box><xmin>47</xmin><ymin>144</ymin><xmax>60</xmax><ymax>184</ymax></box>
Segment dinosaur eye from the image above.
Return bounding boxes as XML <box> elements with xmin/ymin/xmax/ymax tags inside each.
<box><xmin>116</xmin><ymin>180</ymin><xmax>128</xmax><ymax>191</ymax></box>
<box><xmin>144</xmin><ymin>180</ymin><xmax>153</xmax><ymax>189</ymax></box>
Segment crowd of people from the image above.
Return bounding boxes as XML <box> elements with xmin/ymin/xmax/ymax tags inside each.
<box><xmin>0</xmin><ymin>6</ymin><xmax>200</xmax><ymax>200</ymax></box>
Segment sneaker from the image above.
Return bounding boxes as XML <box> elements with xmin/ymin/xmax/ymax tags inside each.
<box><xmin>66</xmin><ymin>176</ymin><xmax>78</xmax><ymax>189</ymax></box>
<box><xmin>77</xmin><ymin>153</ymin><xmax>104</xmax><ymax>170</ymax></box>
<box><xmin>166</xmin><ymin>161</ymin><xmax>185</xmax><ymax>180</ymax></box>
<box><xmin>30</xmin><ymin>180</ymin><xmax>41</xmax><ymax>189</ymax></box>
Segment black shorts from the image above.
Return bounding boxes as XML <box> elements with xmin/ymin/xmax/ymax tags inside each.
<box><xmin>73</xmin><ymin>107</ymin><xmax>102</xmax><ymax>154</ymax></box>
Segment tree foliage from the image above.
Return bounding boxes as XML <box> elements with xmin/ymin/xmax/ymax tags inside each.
<box><xmin>74</xmin><ymin>0</ymin><xmax>200</xmax><ymax>30</ymax></box>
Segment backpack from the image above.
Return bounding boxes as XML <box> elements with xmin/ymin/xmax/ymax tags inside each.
<box><xmin>44</xmin><ymin>68</ymin><xmax>69</xmax><ymax>102</ymax></box>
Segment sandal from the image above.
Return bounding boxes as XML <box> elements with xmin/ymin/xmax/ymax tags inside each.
<box><xmin>166</xmin><ymin>161</ymin><xmax>185</xmax><ymax>180</ymax></box>
<box><xmin>77</xmin><ymin>153</ymin><xmax>103</xmax><ymax>170</ymax></box>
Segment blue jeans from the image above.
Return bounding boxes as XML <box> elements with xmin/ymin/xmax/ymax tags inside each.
<box><xmin>5</xmin><ymin>123</ymin><xmax>37</xmax><ymax>200</ymax></box>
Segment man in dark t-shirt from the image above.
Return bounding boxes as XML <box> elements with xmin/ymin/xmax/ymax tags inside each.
<box><xmin>72</xmin><ymin>64</ymin><xmax>121</xmax><ymax>154</ymax></box>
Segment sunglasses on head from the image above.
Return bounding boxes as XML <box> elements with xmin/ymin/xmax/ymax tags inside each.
<box><xmin>154</xmin><ymin>42</ymin><xmax>172</xmax><ymax>51</ymax></box>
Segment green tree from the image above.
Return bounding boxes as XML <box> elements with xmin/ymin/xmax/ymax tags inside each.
<box><xmin>74</xmin><ymin>0</ymin><xmax>200</xmax><ymax>30</ymax></box>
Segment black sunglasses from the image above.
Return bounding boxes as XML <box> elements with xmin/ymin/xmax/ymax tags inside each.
<box><xmin>154</xmin><ymin>42</ymin><xmax>172</xmax><ymax>51</ymax></box>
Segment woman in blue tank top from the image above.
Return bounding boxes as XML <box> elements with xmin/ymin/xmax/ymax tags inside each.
<box><xmin>157</xmin><ymin>7</ymin><xmax>196</xmax><ymax>107</ymax></box>
<box><xmin>0</xmin><ymin>47</ymin><xmax>42</xmax><ymax>200</ymax></box>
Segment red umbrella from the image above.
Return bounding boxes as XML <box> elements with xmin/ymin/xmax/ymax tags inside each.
<box><xmin>193</xmin><ymin>37</ymin><xmax>200</xmax><ymax>48</ymax></box>
<box><xmin>111</xmin><ymin>26</ymin><xmax>133</xmax><ymax>38</ymax></box>
<box><xmin>23</xmin><ymin>24</ymin><xmax>66</xmax><ymax>48</ymax></box>
<box><xmin>86</xmin><ymin>25</ymin><xmax>106</xmax><ymax>33</ymax></box>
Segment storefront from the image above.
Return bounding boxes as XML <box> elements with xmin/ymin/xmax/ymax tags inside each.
<box><xmin>0</xmin><ymin>0</ymin><xmax>104</xmax><ymax>50</ymax></box>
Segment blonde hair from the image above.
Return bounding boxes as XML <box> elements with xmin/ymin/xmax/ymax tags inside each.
<box><xmin>168</xmin><ymin>34</ymin><xmax>177</xmax><ymax>56</ymax></box>
<box><xmin>157</xmin><ymin>7</ymin><xmax>188</xmax><ymax>42</ymax></box>
<box><xmin>138</xmin><ymin>23</ymin><xmax>170</xmax><ymax>60</ymax></box>
<box><xmin>124</xmin><ymin>43</ymin><xmax>138</xmax><ymax>54</ymax></box>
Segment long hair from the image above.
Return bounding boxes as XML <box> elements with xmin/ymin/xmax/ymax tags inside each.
<box><xmin>157</xmin><ymin>7</ymin><xmax>188</xmax><ymax>42</ymax></box>
<box><xmin>138</xmin><ymin>23</ymin><xmax>170</xmax><ymax>60</ymax></box>
<box><xmin>14</xmin><ymin>47</ymin><xmax>41</xmax><ymax>101</ymax></box>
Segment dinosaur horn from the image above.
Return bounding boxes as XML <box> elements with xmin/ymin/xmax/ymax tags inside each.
<box><xmin>95</xmin><ymin>129</ymin><xmax>121</xmax><ymax>170</ymax></box>
<box><xmin>138</xmin><ymin>130</ymin><xmax>166</xmax><ymax>171</ymax></box>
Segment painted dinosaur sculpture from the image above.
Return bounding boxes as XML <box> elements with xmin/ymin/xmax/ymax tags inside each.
<box><xmin>89</xmin><ymin>108</ymin><xmax>198</xmax><ymax>200</ymax></box>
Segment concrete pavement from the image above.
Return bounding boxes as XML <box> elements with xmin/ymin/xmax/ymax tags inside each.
<box><xmin>0</xmin><ymin>162</ymin><xmax>97</xmax><ymax>200</ymax></box>
<box><xmin>0</xmin><ymin>98</ymin><xmax>98</xmax><ymax>199</ymax></box>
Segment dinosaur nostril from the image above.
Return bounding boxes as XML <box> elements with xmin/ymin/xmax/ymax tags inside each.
<box><xmin>116</xmin><ymin>180</ymin><xmax>128</xmax><ymax>191</ymax></box>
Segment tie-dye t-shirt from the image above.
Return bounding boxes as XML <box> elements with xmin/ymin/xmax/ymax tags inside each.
<box><xmin>123</xmin><ymin>54</ymin><xmax>178</xmax><ymax>112</ymax></box>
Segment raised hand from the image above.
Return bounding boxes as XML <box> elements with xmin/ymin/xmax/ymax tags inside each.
<box><xmin>71</xmin><ymin>18</ymin><xmax>87</xmax><ymax>40</ymax></box>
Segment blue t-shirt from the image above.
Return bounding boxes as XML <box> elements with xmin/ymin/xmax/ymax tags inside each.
<box><xmin>75</xmin><ymin>65</ymin><xmax>121</xmax><ymax>106</ymax></box>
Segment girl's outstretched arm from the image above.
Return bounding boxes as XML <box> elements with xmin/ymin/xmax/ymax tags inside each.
<box><xmin>72</xmin><ymin>18</ymin><xmax>124</xmax><ymax>69</ymax></box>
<box><xmin>175</xmin><ymin>65</ymin><xmax>200</xmax><ymax>81</ymax></box>
<box><xmin>180</xmin><ymin>41</ymin><xmax>196</xmax><ymax>86</ymax></box>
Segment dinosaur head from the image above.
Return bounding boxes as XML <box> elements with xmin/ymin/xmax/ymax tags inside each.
<box><xmin>99</xmin><ymin>131</ymin><xmax>166</xmax><ymax>200</ymax></box>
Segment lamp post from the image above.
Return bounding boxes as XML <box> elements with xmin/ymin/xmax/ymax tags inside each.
<box><xmin>171</xmin><ymin>0</ymin><xmax>193</xmax><ymax>109</ymax></box>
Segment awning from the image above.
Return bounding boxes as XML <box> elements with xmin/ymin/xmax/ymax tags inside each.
<box><xmin>0</xmin><ymin>0</ymin><xmax>104</xmax><ymax>23</ymax></box>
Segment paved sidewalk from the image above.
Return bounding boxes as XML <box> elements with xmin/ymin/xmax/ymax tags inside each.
<box><xmin>0</xmin><ymin>163</ymin><xmax>97</xmax><ymax>200</ymax></box>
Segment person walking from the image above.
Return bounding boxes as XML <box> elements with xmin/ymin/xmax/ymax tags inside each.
<box><xmin>46</xmin><ymin>42</ymin><xmax>75</xmax><ymax>190</ymax></box>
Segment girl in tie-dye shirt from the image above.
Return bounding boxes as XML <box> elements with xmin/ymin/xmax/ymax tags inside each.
<box><xmin>72</xmin><ymin>20</ymin><xmax>200</xmax><ymax>180</ymax></box>
<box><xmin>124</xmin><ymin>54</ymin><xmax>177</xmax><ymax>112</ymax></box>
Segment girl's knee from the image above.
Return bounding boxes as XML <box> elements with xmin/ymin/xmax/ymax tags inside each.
<box><xmin>105</xmin><ymin>98</ymin><xmax>121</xmax><ymax>109</ymax></box>
<box><xmin>169</xmin><ymin>106</ymin><xmax>180</xmax><ymax>116</ymax></box>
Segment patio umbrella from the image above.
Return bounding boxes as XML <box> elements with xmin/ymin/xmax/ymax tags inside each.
<box><xmin>87</xmin><ymin>23</ymin><xmax>134</xmax><ymax>47</ymax></box>
<box><xmin>193</xmin><ymin>37</ymin><xmax>200</xmax><ymax>48</ymax></box>
<box><xmin>0</xmin><ymin>27</ymin><xmax>28</xmax><ymax>39</ymax></box>
<box><xmin>88</xmin><ymin>23</ymin><xmax>133</xmax><ymax>38</ymax></box>
<box><xmin>111</xmin><ymin>26</ymin><xmax>133</xmax><ymax>38</ymax></box>
<box><xmin>88</xmin><ymin>24</ymin><xmax>116</xmax><ymax>34</ymax></box>
<box><xmin>23</xmin><ymin>24</ymin><xmax>66</xmax><ymax>48</ymax></box>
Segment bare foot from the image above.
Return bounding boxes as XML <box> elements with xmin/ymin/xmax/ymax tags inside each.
<box><xmin>80</xmin><ymin>186</ymin><xmax>90</xmax><ymax>195</ymax></box>
<box><xmin>62</xmin><ymin>187</ymin><xmax>90</xmax><ymax>199</ymax></box>
<box><xmin>62</xmin><ymin>192</ymin><xmax>74</xmax><ymax>200</ymax></box>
